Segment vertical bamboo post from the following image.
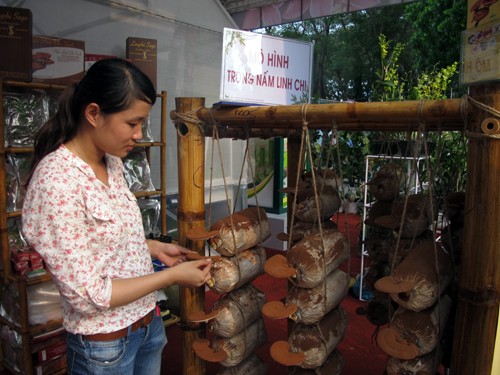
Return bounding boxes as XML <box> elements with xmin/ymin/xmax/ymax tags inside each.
<box><xmin>160</xmin><ymin>91</ymin><xmax>168</xmax><ymax>236</ymax></box>
<box><xmin>451</xmin><ymin>82</ymin><xmax>500</xmax><ymax>375</ymax></box>
<box><xmin>175</xmin><ymin>97</ymin><xmax>207</xmax><ymax>375</ymax></box>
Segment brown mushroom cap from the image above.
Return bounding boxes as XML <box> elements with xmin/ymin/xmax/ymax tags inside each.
<box><xmin>270</xmin><ymin>340</ymin><xmax>305</xmax><ymax>366</ymax></box>
<box><xmin>264</xmin><ymin>254</ymin><xmax>297</xmax><ymax>278</ymax></box>
<box><xmin>186</xmin><ymin>227</ymin><xmax>219</xmax><ymax>241</ymax></box>
<box><xmin>192</xmin><ymin>339</ymin><xmax>228</xmax><ymax>362</ymax></box>
<box><xmin>262</xmin><ymin>300</ymin><xmax>298</xmax><ymax>320</ymax></box>
<box><xmin>187</xmin><ymin>309</ymin><xmax>221</xmax><ymax>323</ymax></box>
<box><xmin>377</xmin><ymin>326</ymin><xmax>420</xmax><ymax>360</ymax></box>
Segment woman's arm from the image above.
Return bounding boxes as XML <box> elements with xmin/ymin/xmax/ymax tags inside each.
<box><xmin>109</xmin><ymin>257</ymin><xmax>212</xmax><ymax>308</ymax></box>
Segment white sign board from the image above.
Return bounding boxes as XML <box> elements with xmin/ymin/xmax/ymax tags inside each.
<box><xmin>220</xmin><ymin>28</ymin><xmax>313</xmax><ymax>105</ymax></box>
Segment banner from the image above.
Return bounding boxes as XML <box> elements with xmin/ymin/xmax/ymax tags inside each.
<box><xmin>220</xmin><ymin>27</ymin><xmax>313</xmax><ymax>105</ymax></box>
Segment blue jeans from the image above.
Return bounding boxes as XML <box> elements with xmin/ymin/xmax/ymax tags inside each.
<box><xmin>66</xmin><ymin>314</ymin><xmax>167</xmax><ymax>375</ymax></box>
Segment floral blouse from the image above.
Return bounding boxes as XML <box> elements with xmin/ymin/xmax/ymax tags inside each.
<box><xmin>22</xmin><ymin>145</ymin><xmax>156</xmax><ymax>335</ymax></box>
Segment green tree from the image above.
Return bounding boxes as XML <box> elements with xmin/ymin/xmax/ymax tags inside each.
<box><xmin>263</xmin><ymin>0</ymin><xmax>467</xmax><ymax>101</ymax></box>
<box><xmin>265</xmin><ymin>4</ymin><xmax>412</xmax><ymax>101</ymax></box>
<box><xmin>404</xmin><ymin>0</ymin><xmax>467</xmax><ymax>74</ymax></box>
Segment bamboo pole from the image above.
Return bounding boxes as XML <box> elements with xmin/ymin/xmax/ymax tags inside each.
<box><xmin>175</xmin><ymin>97</ymin><xmax>207</xmax><ymax>375</ymax></box>
<box><xmin>200</xmin><ymin>122</ymin><xmax>462</xmax><ymax>140</ymax></box>
<box><xmin>159</xmin><ymin>91</ymin><xmax>168</xmax><ymax>236</ymax></box>
<box><xmin>451</xmin><ymin>83</ymin><xmax>500</xmax><ymax>375</ymax></box>
<box><xmin>194</xmin><ymin>98</ymin><xmax>468</xmax><ymax>132</ymax></box>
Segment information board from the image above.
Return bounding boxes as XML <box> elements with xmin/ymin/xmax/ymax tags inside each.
<box><xmin>220</xmin><ymin>28</ymin><xmax>313</xmax><ymax>105</ymax></box>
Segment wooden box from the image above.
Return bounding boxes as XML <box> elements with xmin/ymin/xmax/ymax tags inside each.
<box><xmin>0</xmin><ymin>6</ymin><xmax>32</xmax><ymax>82</ymax></box>
<box><xmin>126</xmin><ymin>37</ymin><xmax>157</xmax><ymax>90</ymax></box>
<box><xmin>32</xmin><ymin>35</ymin><xmax>85</xmax><ymax>85</ymax></box>
<box><xmin>32</xmin><ymin>328</ymin><xmax>67</xmax><ymax>364</ymax></box>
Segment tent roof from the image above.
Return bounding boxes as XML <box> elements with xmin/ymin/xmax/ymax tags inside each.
<box><xmin>221</xmin><ymin>0</ymin><xmax>416</xmax><ymax>30</ymax></box>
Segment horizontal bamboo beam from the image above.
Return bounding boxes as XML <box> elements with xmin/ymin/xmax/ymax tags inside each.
<box><xmin>3</xmin><ymin>80</ymin><xmax>66</xmax><ymax>91</ymax></box>
<box><xmin>188</xmin><ymin>99</ymin><xmax>469</xmax><ymax>135</ymax></box>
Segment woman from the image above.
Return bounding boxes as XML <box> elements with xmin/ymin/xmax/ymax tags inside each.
<box><xmin>22</xmin><ymin>58</ymin><xmax>212</xmax><ymax>375</ymax></box>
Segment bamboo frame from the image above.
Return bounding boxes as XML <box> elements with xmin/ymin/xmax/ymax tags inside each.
<box><xmin>193</xmin><ymin>98</ymin><xmax>467</xmax><ymax>133</ymax></box>
<box><xmin>175</xmin><ymin>97</ymin><xmax>209</xmax><ymax>375</ymax></box>
<box><xmin>173</xmin><ymin>90</ymin><xmax>500</xmax><ymax>374</ymax></box>
<box><xmin>450</xmin><ymin>83</ymin><xmax>500</xmax><ymax>375</ymax></box>
<box><xmin>159</xmin><ymin>91</ymin><xmax>168</xmax><ymax>236</ymax></box>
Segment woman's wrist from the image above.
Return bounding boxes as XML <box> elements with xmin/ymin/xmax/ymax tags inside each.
<box><xmin>146</xmin><ymin>239</ymin><xmax>160</xmax><ymax>259</ymax></box>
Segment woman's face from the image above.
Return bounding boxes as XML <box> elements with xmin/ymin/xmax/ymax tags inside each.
<box><xmin>93</xmin><ymin>99</ymin><xmax>152</xmax><ymax>158</ymax></box>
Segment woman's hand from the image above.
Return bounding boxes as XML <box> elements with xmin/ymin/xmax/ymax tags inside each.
<box><xmin>147</xmin><ymin>240</ymin><xmax>196</xmax><ymax>267</ymax></box>
<box><xmin>166</xmin><ymin>258</ymin><xmax>213</xmax><ymax>288</ymax></box>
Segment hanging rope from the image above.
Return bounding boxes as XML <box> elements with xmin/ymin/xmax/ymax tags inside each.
<box><xmin>464</xmin><ymin>95</ymin><xmax>500</xmax><ymax>139</ymax></box>
<box><xmin>331</xmin><ymin>122</ymin><xmax>353</xmax><ymax>279</ymax></box>
<box><xmin>467</xmin><ymin>94</ymin><xmax>500</xmax><ymax>117</ymax></box>
<box><xmin>232</xmin><ymin>135</ymin><xmax>249</xmax><ymax>214</ymax></box>
<box><xmin>288</xmin><ymin>103</ymin><xmax>325</xmax><ymax>248</ymax></box>
<box><xmin>419</xmin><ymin>122</ymin><xmax>447</xmax><ymax>357</ymax></box>
<box><xmin>171</xmin><ymin>110</ymin><xmax>205</xmax><ymax>129</ymax></box>
<box><xmin>243</xmin><ymin>131</ymin><xmax>265</xmax><ymax>245</ymax></box>
<box><xmin>287</xmin><ymin>120</ymin><xmax>307</xmax><ymax>248</ymax></box>
<box><xmin>208</xmin><ymin>110</ymin><xmax>238</xmax><ymax>252</ymax></box>
<box><xmin>207</xmin><ymin>124</ymin><xmax>216</xmax><ymax>230</ymax></box>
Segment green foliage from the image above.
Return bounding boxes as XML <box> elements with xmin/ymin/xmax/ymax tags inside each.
<box><xmin>429</xmin><ymin>131</ymin><xmax>468</xmax><ymax>197</ymax></box>
<box><xmin>411</xmin><ymin>62</ymin><xmax>459</xmax><ymax>100</ymax></box>
<box><xmin>311</xmin><ymin>129</ymin><xmax>370</xmax><ymax>186</ymax></box>
<box><xmin>263</xmin><ymin>3</ymin><xmax>468</xmax><ymax>203</ymax></box>
<box><xmin>404</xmin><ymin>0</ymin><xmax>467</xmax><ymax>73</ymax></box>
<box><xmin>262</xmin><ymin>1</ymin><xmax>466</xmax><ymax>101</ymax></box>
<box><xmin>329</xmin><ymin>36</ymin><xmax>466</xmax><ymax>204</ymax></box>
<box><xmin>372</xmin><ymin>34</ymin><xmax>406</xmax><ymax>102</ymax></box>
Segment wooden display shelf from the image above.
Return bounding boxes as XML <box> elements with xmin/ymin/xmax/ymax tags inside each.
<box><xmin>134</xmin><ymin>190</ymin><xmax>162</xmax><ymax>198</ymax></box>
<box><xmin>135</xmin><ymin>141</ymin><xmax>164</xmax><ymax>148</ymax></box>
<box><xmin>29</xmin><ymin>319</ymin><xmax>63</xmax><ymax>337</ymax></box>
<box><xmin>0</xmin><ymin>81</ymin><xmax>169</xmax><ymax>374</ymax></box>
<box><xmin>2</xmin><ymin>80</ymin><xmax>66</xmax><ymax>91</ymax></box>
<box><xmin>1</xmin><ymin>359</ymin><xmax>67</xmax><ymax>375</ymax></box>
<box><xmin>0</xmin><ymin>314</ymin><xmax>62</xmax><ymax>338</ymax></box>
<box><xmin>4</xmin><ymin>271</ymin><xmax>53</xmax><ymax>286</ymax></box>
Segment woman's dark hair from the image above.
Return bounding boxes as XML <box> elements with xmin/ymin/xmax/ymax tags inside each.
<box><xmin>28</xmin><ymin>58</ymin><xmax>156</xmax><ymax>183</ymax></box>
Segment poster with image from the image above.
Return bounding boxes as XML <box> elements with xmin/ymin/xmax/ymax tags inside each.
<box><xmin>461</xmin><ymin>19</ymin><xmax>500</xmax><ymax>84</ymax></box>
<box><xmin>247</xmin><ymin>138</ymin><xmax>287</xmax><ymax>213</ymax></box>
